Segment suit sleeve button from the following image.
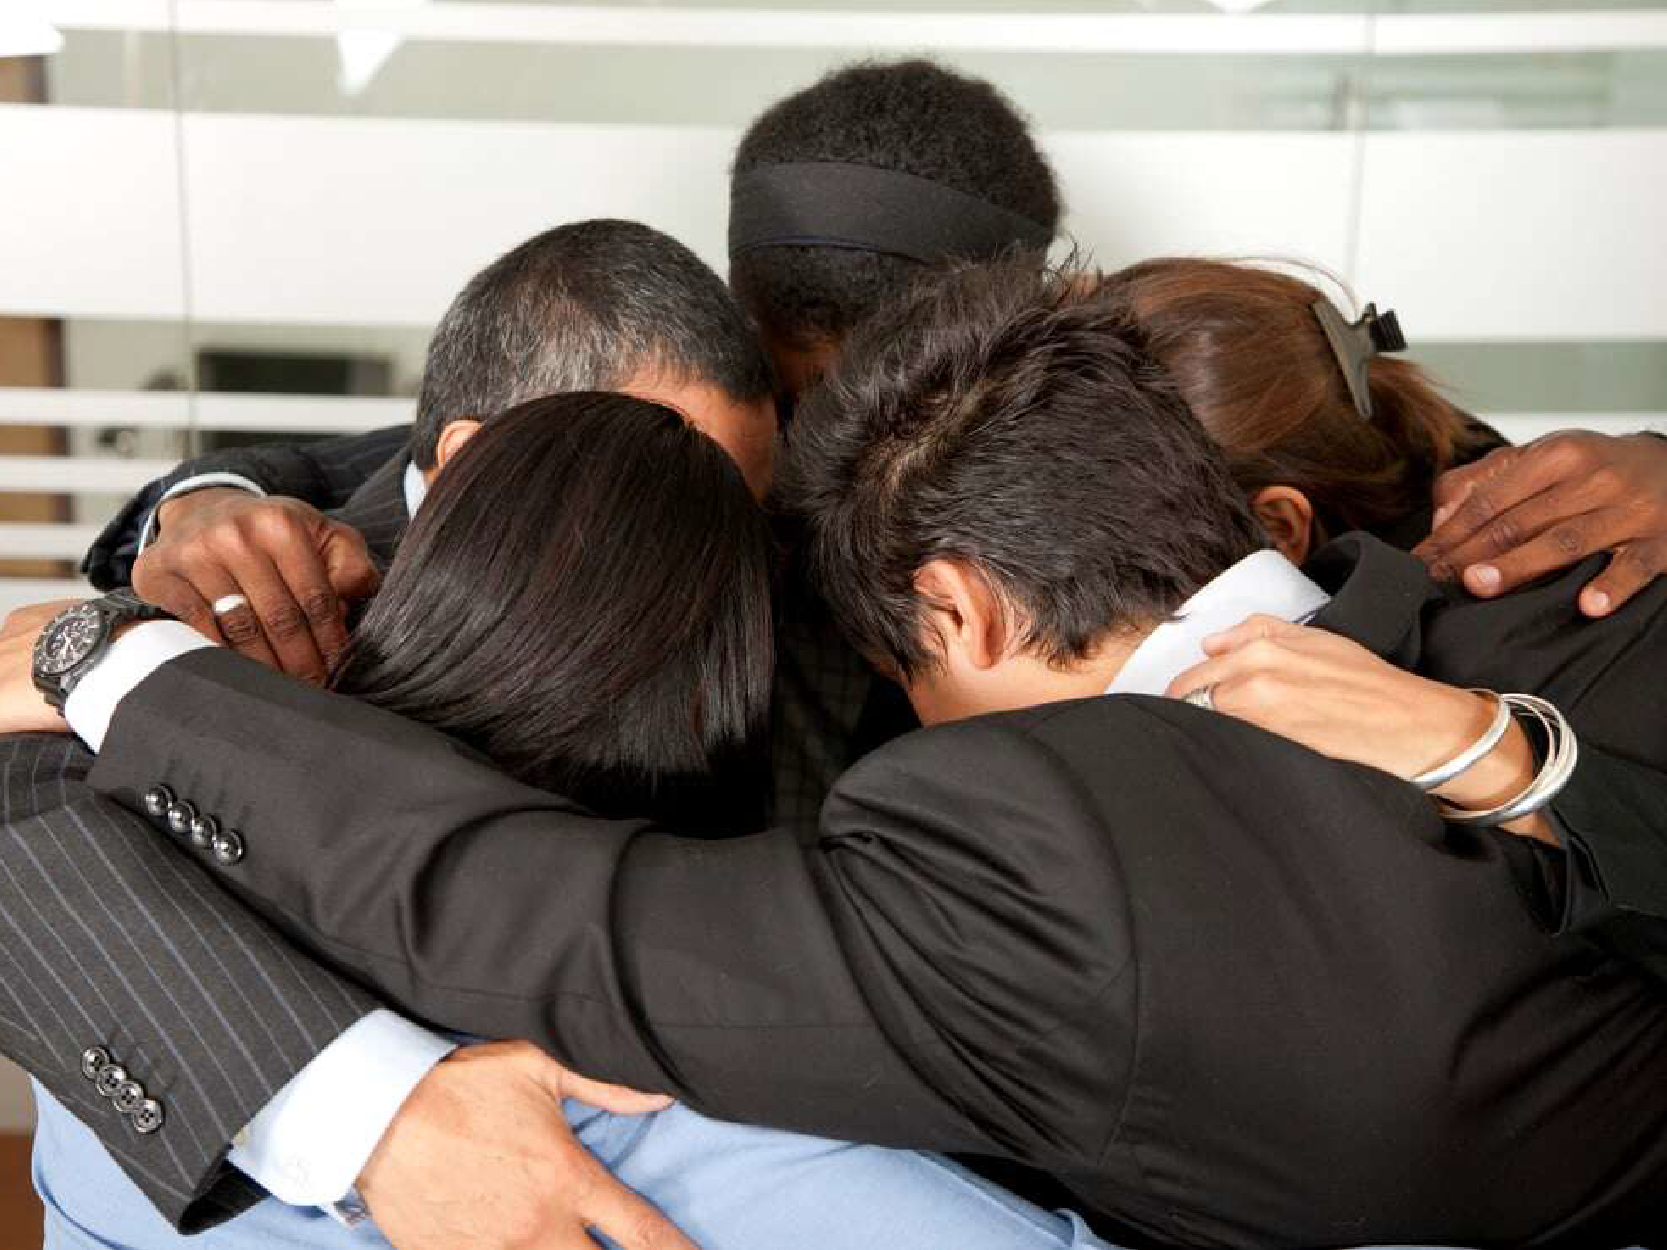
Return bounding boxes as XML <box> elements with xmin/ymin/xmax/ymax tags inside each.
<box><xmin>113</xmin><ymin>1080</ymin><xmax>146</xmax><ymax>1115</ymax></box>
<box><xmin>94</xmin><ymin>1063</ymin><xmax>128</xmax><ymax>1099</ymax></box>
<box><xmin>188</xmin><ymin>814</ymin><xmax>219</xmax><ymax>850</ymax></box>
<box><xmin>164</xmin><ymin>800</ymin><xmax>198</xmax><ymax>837</ymax></box>
<box><xmin>142</xmin><ymin>786</ymin><xmax>174</xmax><ymax>819</ymax></box>
<box><xmin>211</xmin><ymin>829</ymin><xmax>245</xmax><ymax>866</ymax></box>
<box><xmin>131</xmin><ymin>1099</ymin><xmax>165</xmax><ymax>1134</ymax></box>
<box><xmin>80</xmin><ymin>1047</ymin><xmax>111</xmax><ymax>1081</ymax></box>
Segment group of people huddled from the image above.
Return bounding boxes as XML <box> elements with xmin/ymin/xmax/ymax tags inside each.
<box><xmin>5</xmin><ymin>58</ymin><xmax>1667</xmax><ymax>1250</ymax></box>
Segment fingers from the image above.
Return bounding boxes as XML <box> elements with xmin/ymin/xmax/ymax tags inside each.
<box><xmin>1418</xmin><ymin>445</ymin><xmax>1566</xmax><ymax>571</ymax></box>
<box><xmin>1580</xmin><ymin>539</ymin><xmax>1667</xmax><ymax>617</ymax></box>
<box><xmin>321</xmin><ymin>524</ymin><xmax>383</xmax><ymax>605</ymax></box>
<box><xmin>1166</xmin><ymin>651</ymin><xmax>1263</xmax><ymax>705</ymax></box>
<box><xmin>232</xmin><ymin>549</ymin><xmax>335</xmax><ymax>683</ymax></box>
<box><xmin>1199</xmin><ymin>614</ymin><xmax>1301</xmax><ymax>657</ymax></box>
<box><xmin>1425</xmin><ymin>445</ymin><xmax>1525</xmax><ymax>536</ymax></box>
<box><xmin>538</xmin><ymin>1054</ymin><xmax>674</xmax><ymax>1118</ymax></box>
<box><xmin>265</xmin><ymin>522</ymin><xmax>360</xmax><ymax>673</ymax></box>
<box><xmin>572</xmin><ymin>1154</ymin><xmax>700</xmax><ymax>1250</ymax></box>
<box><xmin>181</xmin><ymin>561</ymin><xmax>288</xmax><ymax>672</ymax></box>
<box><xmin>1432</xmin><ymin>487</ymin><xmax>1616</xmax><ymax>596</ymax></box>
<box><xmin>133</xmin><ymin>569</ymin><xmax>229</xmax><ymax>649</ymax></box>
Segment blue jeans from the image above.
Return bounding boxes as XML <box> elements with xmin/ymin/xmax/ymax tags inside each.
<box><xmin>33</xmin><ymin>1083</ymin><xmax>1115</xmax><ymax>1249</ymax></box>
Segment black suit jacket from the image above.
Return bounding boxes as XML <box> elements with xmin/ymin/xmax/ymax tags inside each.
<box><xmin>87</xmin><ymin>535</ymin><xmax>1667</xmax><ymax>1247</ymax></box>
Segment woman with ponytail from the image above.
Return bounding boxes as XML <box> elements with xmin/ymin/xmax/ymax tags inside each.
<box><xmin>1107</xmin><ymin>257</ymin><xmax>1667</xmax><ymax>605</ymax></box>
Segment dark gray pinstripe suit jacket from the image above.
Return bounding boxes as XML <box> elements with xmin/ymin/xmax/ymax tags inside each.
<box><xmin>0</xmin><ymin>443</ymin><xmax>413</xmax><ymax>1231</ymax></box>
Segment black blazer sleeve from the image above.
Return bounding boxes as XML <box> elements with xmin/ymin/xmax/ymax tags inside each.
<box><xmin>0</xmin><ymin>733</ymin><xmax>379</xmax><ymax>1232</ymax></box>
<box><xmin>85</xmin><ymin>649</ymin><xmax>1133</xmax><ymax>1169</ymax></box>
<box><xmin>1537</xmin><ymin>745</ymin><xmax>1667</xmax><ymax>982</ymax></box>
<box><xmin>83</xmin><ymin>427</ymin><xmax>412</xmax><ymax>590</ymax></box>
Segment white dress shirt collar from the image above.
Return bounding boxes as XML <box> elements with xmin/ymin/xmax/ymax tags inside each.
<box><xmin>1105</xmin><ymin>549</ymin><xmax>1331</xmax><ymax>698</ymax></box>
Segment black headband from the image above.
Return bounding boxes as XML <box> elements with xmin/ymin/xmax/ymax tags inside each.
<box><xmin>728</xmin><ymin>161</ymin><xmax>1053</xmax><ymax>264</ymax></box>
<box><xmin>1311</xmin><ymin>298</ymin><xmax>1407</xmax><ymax>420</ymax></box>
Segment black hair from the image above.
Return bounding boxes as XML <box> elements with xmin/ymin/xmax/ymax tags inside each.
<box><xmin>413</xmin><ymin>219</ymin><xmax>773</xmax><ymax>469</ymax></box>
<box><xmin>781</xmin><ymin>260</ymin><xmax>1266</xmax><ymax>678</ymax></box>
<box><xmin>730</xmin><ymin>60</ymin><xmax>1062</xmax><ymax>343</ymax></box>
<box><xmin>336</xmin><ymin>393</ymin><xmax>776</xmax><ymax>829</ymax></box>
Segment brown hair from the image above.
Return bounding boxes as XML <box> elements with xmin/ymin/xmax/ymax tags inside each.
<box><xmin>1105</xmin><ymin>257</ymin><xmax>1492</xmax><ymax>541</ymax></box>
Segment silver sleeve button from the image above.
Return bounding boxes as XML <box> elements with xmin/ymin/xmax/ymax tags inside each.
<box><xmin>211</xmin><ymin>829</ymin><xmax>246</xmax><ymax>866</ymax></box>
<box><xmin>94</xmin><ymin>1063</ymin><xmax>128</xmax><ymax>1099</ymax></box>
<box><xmin>80</xmin><ymin>1046</ymin><xmax>112</xmax><ymax>1081</ymax></box>
<box><xmin>164</xmin><ymin>800</ymin><xmax>198</xmax><ymax>837</ymax></box>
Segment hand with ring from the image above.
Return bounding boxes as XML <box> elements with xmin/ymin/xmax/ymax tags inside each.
<box><xmin>131</xmin><ymin>489</ymin><xmax>382</xmax><ymax>684</ymax></box>
<box><xmin>1166</xmin><ymin>615</ymin><xmax>1555</xmax><ymax>842</ymax></box>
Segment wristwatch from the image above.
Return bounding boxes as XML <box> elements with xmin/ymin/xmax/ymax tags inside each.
<box><xmin>32</xmin><ymin>588</ymin><xmax>172</xmax><ymax>711</ymax></box>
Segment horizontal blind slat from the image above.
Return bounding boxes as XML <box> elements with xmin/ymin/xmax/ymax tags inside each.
<box><xmin>0</xmin><ymin>524</ymin><xmax>103</xmax><ymax>560</ymax></box>
<box><xmin>0</xmin><ymin>388</ymin><xmax>413</xmax><ymax>434</ymax></box>
<box><xmin>0</xmin><ymin>457</ymin><xmax>178</xmax><ymax>493</ymax></box>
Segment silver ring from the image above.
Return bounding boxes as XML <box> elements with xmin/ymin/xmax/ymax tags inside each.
<box><xmin>211</xmin><ymin>594</ymin><xmax>249</xmax><ymax>616</ymax></box>
<box><xmin>1183</xmin><ymin>685</ymin><xmax>1216</xmax><ymax>712</ymax></box>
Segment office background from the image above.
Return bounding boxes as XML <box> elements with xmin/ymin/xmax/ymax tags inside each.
<box><xmin>0</xmin><ymin>0</ymin><xmax>1664</xmax><ymax>1220</ymax></box>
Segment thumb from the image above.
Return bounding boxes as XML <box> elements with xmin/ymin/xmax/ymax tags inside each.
<box><xmin>320</xmin><ymin>524</ymin><xmax>383</xmax><ymax>602</ymax></box>
<box><xmin>537</xmin><ymin>1054</ymin><xmax>674</xmax><ymax>1117</ymax></box>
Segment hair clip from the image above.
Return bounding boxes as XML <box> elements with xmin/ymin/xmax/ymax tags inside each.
<box><xmin>1311</xmin><ymin>299</ymin><xmax>1406</xmax><ymax>420</ymax></box>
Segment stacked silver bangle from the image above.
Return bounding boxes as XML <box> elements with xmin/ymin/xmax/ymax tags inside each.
<box><xmin>1413</xmin><ymin>691</ymin><xmax>1579</xmax><ymax>828</ymax></box>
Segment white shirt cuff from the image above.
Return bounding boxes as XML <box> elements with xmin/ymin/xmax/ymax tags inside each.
<box><xmin>228</xmin><ymin>1010</ymin><xmax>457</xmax><ymax>1212</ymax></box>
<box><xmin>63</xmin><ymin>620</ymin><xmax>214</xmax><ymax>751</ymax></box>
<box><xmin>137</xmin><ymin>472</ymin><xmax>267</xmax><ymax>552</ymax></box>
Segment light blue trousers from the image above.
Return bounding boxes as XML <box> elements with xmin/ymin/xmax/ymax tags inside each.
<box><xmin>33</xmin><ymin>1083</ymin><xmax>1115</xmax><ymax>1250</ymax></box>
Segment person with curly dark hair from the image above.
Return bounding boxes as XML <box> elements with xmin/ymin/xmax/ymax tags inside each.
<box><xmin>728</xmin><ymin>58</ymin><xmax>1061</xmax><ymax>409</ymax></box>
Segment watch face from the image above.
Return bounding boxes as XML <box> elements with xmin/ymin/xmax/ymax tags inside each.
<box><xmin>35</xmin><ymin>605</ymin><xmax>105</xmax><ymax>677</ymax></box>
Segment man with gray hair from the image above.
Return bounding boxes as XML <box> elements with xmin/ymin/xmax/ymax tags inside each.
<box><xmin>90</xmin><ymin>218</ymin><xmax>777</xmax><ymax>684</ymax></box>
<box><xmin>0</xmin><ymin>218</ymin><xmax>777</xmax><ymax>1249</ymax></box>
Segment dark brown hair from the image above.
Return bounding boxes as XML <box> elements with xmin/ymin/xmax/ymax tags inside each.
<box><xmin>1105</xmin><ymin>258</ymin><xmax>1493</xmax><ymax>541</ymax></box>
<box><xmin>782</xmin><ymin>259</ymin><xmax>1265</xmax><ymax>678</ymax></box>
<box><xmin>335</xmin><ymin>393</ymin><xmax>775</xmax><ymax>829</ymax></box>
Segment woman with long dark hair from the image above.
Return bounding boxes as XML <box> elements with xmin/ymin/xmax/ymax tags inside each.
<box><xmin>28</xmin><ymin>392</ymin><xmax>1115</xmax><ymax>1250</ymax></box>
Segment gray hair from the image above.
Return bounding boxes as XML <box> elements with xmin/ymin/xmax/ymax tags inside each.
<box><xmin>413</xmin><ymin>219</ymin><xmax>772</xmax><ymax>468</ymax></box>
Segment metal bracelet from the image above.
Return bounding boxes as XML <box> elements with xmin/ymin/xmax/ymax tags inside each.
<box><xmin>1412</xmin><ymin>690</ymin><xmax>1511</xmax><ymax>792</ymax></box>
<box><xmin>1437</xmin><ymin>694</ymin><xmax>1579</xmax><ymax>827</ymax></box>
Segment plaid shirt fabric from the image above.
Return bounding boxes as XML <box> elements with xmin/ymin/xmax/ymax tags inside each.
<box><xmin>770</xmin><ymin>581</ymin><xmax>878</xmax><ymax>828</ymax></box>
<box><xmin>769</xmin><ymin>575</ymin><xmax>920</xmax><ymax>830</ymax></box>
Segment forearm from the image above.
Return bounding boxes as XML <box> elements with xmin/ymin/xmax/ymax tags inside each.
<box><xmin>82</xmin><ymin>649</ymin><xmax>1004</xmax><ymax>1156</ymax></box>
<box><xmin>82</xmin><ymin>427</ymin><xmax>410</xmax><ymax>589</ymax></box>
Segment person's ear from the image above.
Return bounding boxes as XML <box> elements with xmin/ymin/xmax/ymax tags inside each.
<box><xmin>1250</xmin><ymin>486</ymin><xmax>1317</xmax><ymax>566</ymax></box>
<box><xmin>431</xmin><ymin>419</ymin><xmax>484</xmax><ymax>477</ymax></box>
<box><xmin>913</xmin><ymin>559</ymin><xmax>1011</xmax><ymax>672</ymax></box>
